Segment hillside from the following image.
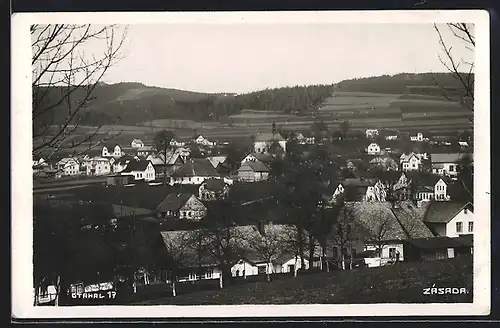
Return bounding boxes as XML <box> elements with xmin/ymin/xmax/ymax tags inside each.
<box><xmin>33</xmin><ymin>73</ymin><xmax>472</xmax><ymax>136</ymax></box>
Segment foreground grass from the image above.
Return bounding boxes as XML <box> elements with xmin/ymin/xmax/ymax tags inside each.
<box><xmin>135</xmin><ymin>258</ymin><xmax>472</xmax><ymax>305</ymax></box>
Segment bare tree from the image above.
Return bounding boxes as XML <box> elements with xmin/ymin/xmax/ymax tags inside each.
<box><xmin>329</xmin><ymin>205</ymin><xmax>357</xmax><ymax>270</ymax></box>
<box><xmin>364</xmin><ymin>209</ymin><xmax>396</xmax><ymax>267</ymax></box>
<box><xmin>32</xmin><ymin>24</ymin><xmax>128</xmax><ymax>159</ymax></box>
<box><xmin>433</xmin><ymin>23</ymin><xmax>474</xmax><ymax>116</ymax></box>
<box><xmin>246</xmin><ymin>224</ymin><xmax>286</xmax><ymax>282</ymax></box>
<box><xmin>161</xmin><ymin>230</ymin><xmax>194</xmax><ymax>297</ymax></box>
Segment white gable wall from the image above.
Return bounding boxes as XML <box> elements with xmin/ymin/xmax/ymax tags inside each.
<box><xmin>445</xmin><ymin>207</ymin><xmax>474</xmax><ymax>237</ymax></box>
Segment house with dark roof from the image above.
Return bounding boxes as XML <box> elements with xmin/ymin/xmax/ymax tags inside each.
<box><xmin>406</xmin><ymin>172</ymin><xmax>451</xmax><ymax>202</ymax></box>
<box><xmin>430</xmin><ymin>153</ymin><xmax>472</xmax><ymax>177</ymax></box>
<box><xmin>156</xmin><ymin>193</ymin><xmax>207</xmax><ymax>221</ymax></box>
<box><xmin>170</xmin><ymin>158</ymin><xmax>221</xmax><ymax>185</ymax></box>
<box><xmin>253</xmin><ymin>131</ymin><xmax>287</xmax><ymax>155</ymax></box>
<box><xmin>241</xmin><ymin>153</ymin><xmax>274</xmax><ymax>166</ymax></box>
<box><xmin>198</xmin><ymin>178</ymin><xmax>230</xmax><ymax>201</ymax></box>
<box><xmin>403</xmin><ymin>235</ymin><xmax>473</xmax><ymax>262</ymax></box>
<box><xmin>422</xmin><ymin>202</ymin><xmax>474</xmax><ymax>238</ymax></box>
<box><xmin>136</xmin><ymin>146</ymin><xmax>154</xmax><ymax>158</ymax></box>
<box><xmin>120</xmin><ymin>160</ymin><xmax>156</xmax><ymax>181</ymax></box>
<box><xmin>131</xmin><ymin>139</ymin><xmax>144</xmax><ymax>148</ymax></box>
<box><xmin>112</xmin><ymin>155</ymin><xmax>139</xmax><ymax>173</ymax></box>
<box><xmin>399</xmin><ymin>152</ymin><xmax>428</xmax><ymax>171</ymax></box>
<box><xmin>238</xmin><ymin>160</ymin><xmax>270</xmax><ymax>182</ymax></box>
<box><xmin>330</xmin><ymin>177</ymin><xmax>382</xmax><ymax>202</ymax></box>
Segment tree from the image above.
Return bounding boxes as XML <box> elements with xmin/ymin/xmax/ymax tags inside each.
<box><xmin>363</xmin><ymin>207</ymin><xmax>396</xmax><ymax>266</ymax></box>
<box><xmin>329</xmin><ymin>204</ymin><xmax>357</xmax><ymax>270</ymax></box>
<box><xmin>161</xmin><ymin>230</ymin><xmax>195</xmax><ymax>297</ymax></box>
<box><xmin>340</xmin><ymin>120</ymin><xmax>350</xmax><ymax>139</ymax></box>
<box><xmin>268</xmin><ymin>140</ymin><xmax>285</xmax><ymax>158</ymax></box>
<box><xmin>311</xmin><ymin>202</ymin><xmax>343</xmax><ymax>272</ymax></box>
<box><xmin>433</xmin><ymin>23</ymin><xmax>474</xmax><ymax>118</ymax></box>
<box><xmin>246</xmin><ymin>224</ymin><xmax>285</xmax><ymax>282</ymax></box>
<box><xmin>32</xmin><ymin>24</ymin><xmax>127</xmax><ymax>159</ymax></box>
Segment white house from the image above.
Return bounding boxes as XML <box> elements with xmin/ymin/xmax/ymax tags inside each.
<box><xmin>362</xmin><ymin>242</ymin><xmax>405</xmax><ymax>267</ymax></box>
<box><xmin>131</xmin><ymin>139</ymin><xmax>144</xmax><ymax>148</ymax></box>
<box><xmin>120</xmin><ymin>160</ymin><xmax>156</xmax><ymax>181</ymax></box>
<box><xmin>414</xmin><ymin>177</ymin><xmax>450</xmax><ymax>202</ymax></box>
<box><xmin>34</xmin><ymin>285</ymin><xmax>57</xmax><ymax>305</ymax></box>
<box><xmin>157</xmin><ymin>193</ymin><xmax>207</xmax><ymax>220</ymax></box>
<box><xmin>194</xmin><ymin>135</ymin><xmax>215</xmax><ymax>147</ymax></box>
<box><xmin>238</xmin><ymin>161</ymin><xmax>270</xmax><ymax>182</ymax></box>
<box><xmin>253</xmin><ymin>132</ymin><xmax>287</xmax><ymax>155</ymax></box>
<box><xmin>55</xmin><ymin>157</ymin><xmax>80</xmax><ymax>178</ymax></box>
<box><xmin>366</xmin><ymin>143</ymin><xmax>381</xmax><ymax>155</ymax></box>
<box><xmin>85</xmin><ymin>156</ymin><xmax>112</xmax><ymax>176</ymax></box>
<box><xmin>102</xmin><ymin>144</ymin><xmax>124</xmax><ymax>158</ymax></box>
<box><xmin>458</xmin><ymin>141</ymin><xmax>469</xmax><ymax>148</ymax></box>
<box><xmin>430</xmin><ymin>153</ymin><xmax>472</xmax><ymax>177</ymax></box>
<box><xmin>170</xmin><ymin>139</ymin><xmax>186</xmax><ymax>147</ymax></box>
<box><xmin>274</xmin><ymin>255</ymin><xmax>310</xmax><ymax>273</ymax></box>
<box><xmin>410</xmin><ymin>132</ymin><xmax>425</xmax><ymax>142</ymax></box>
<box><xmin>385</xmin><ymin>135</ymin><xmax>398</xmax><ymax>141</ymax></box>
<box><xmin>365</xmin><ymin>129</ymin><xmax>379</xmax><ymax>139</ymax></box>
<box><xmin>423</xmin><ymin>202</ymin><xmax>474</xmax><ymax>238</ymax></box>
<box><xmin>170</xmin><ymin>158</ymin><xmax>221</xmax><ymax>185</ymax></box>
<box><xmin>113</xmin><ymin>155</ymin><xmax>139</xmax><ymax>174</ymax></box>
<box><xmin>399</xmin><ymin>153</ymin><xmax>425</xmax><ymax>171</ymax></box>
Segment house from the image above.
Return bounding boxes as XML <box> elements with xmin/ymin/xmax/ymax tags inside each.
<box><xmin>365</xmin><ymin>129</ymin><xmax>379</xmax><ymax>139</ymax></box>
<box><xmin>400</xmin><ymin>152</ymin><xmax>428</xmax><ymax>171</ymax></box>
<box><xmin>385</xmin><ymin>135</ymin><xmax>398</xmax><ymax>141</ymax></box>
<box><xmin>273</xmin><ymin>254</ymin><xmax>310</xmax><ymax>273</ymax></box>
<box><xmin>147</xmin><ymin>150</ymin><xmax>188</xmax><ymax>177</ymax></box>
<box><xmin>366</xmin><ymin>143</ymin><xmax>381</xmax><ymax>155</ymax></box>
<box><xmin>101</xmin><ymin>144</ymin><xmax>124</xmax><ymax>158</ymax></box>
<box><xmin>106</xmin><ymin>174</ymin><xmax>134</xmax><ymax>186</ymax></box>
<box><xmin>136</xmin><ymin>146</ymin><xmax>154</xmax><ymax>158</ymax></box>
<box><xmin>238</xmin><ymin>160</ymin><xmax>270</xmax><ymax>182</ymax></box>
<box><xmin>170</xmin><ymin>158</ymin><xmax>221</xmax><ymax>185</ymax></box>
<box><xmin>253</xmin><ymin>131</ymin><xmax>287</xmax><ymax>155</ymax></box>
<box><xmin>430</xmin><ymin>153</ymin><xmax>472</xmax><ymax>177</ymax></box>
<box><xmin>403</xmin><ymin>236</ymin><xmax>472</xmax><ymax>262</ymax></box>
<box><xmin>422</xmin><ymin>202</ymin><xmax>474</xmax><ymax>238</ymax></box>
<box><xmin>330</xmin><ymin>178</ymin><xmax>382</xmax><ymax>202</ymax></box>
<box><xmin>156</xmin><ymin>193</ymin><xmax>207</xmax><ymax>220</ymax></box>
<box><xmin>369</xmin><ymin>156</ymin><xmax>399</xmax><ymax>171</ymax></box>
<box><xmin>347</xmin><ymin>201</ymin><xmax>434</xmax><ymax>267</ymax></box>
<box><xmin>120</xmin><ymin>160</ymin><xmax>156</xmax><ymax>181</ymax></box>
<box><xmin>198</xmin><ymin>178</ymin><xmax>230</xmax><ymax>201</ymax></box>
<box><xmin>409</xmin><ymin>173</ymin><xmax>450</xmax><ymax>202</ymax></box>
<box><xmin>170</xmin><ymin>139</ymin><xmax>186</xmax><ymax>147</ymax></box>
<box><xmin>410</xmin><ymin>132</ymin><xmax>425</xmax><ymax>142</ymax></box>
<box><xmin>194</xmin><ymin>135</ymin><xmax>215</xmax><ymax>147</ymax></box>
<box><xmin>131</xmin><ymin>139</ymin><xmax>144</xmax><ymax>148</ymax></box>
<box><xmin>113</xmin><ymin>155</ymin><xmax>139</xmax><ymax>174</ymax></box>
<box><xmin>241</xmin><ymin>153</ymin><xmax>274</xmax><ymax>167</ymax></box>
<box><xmin>55</xmin><ymin>157</ymin><xmax>80</xmax><ymax>178</ymax></box>
<box><xmin>34</xmin><ymin>285</ymin><xmax>57</xmax><ymax>305</ymax></box>
<box><xmin>85</xmin><ymin>156</ymin><xmax>112</xmax><ymax>176</ymax></box>
<box><xmin>295</xmin><ymin>133</ymin><xmax>315</xmax><ymax>145</ymax></box>
<box><xmin>458</xmin><ymin>141</ymin><xmax>469</xmax><ymax>148</ymax></box>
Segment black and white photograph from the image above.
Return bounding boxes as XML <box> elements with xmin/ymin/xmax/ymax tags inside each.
<box><xmin>12</xmin><ymin>10</ymin><xmax>490</xmax><ymax>318</ymax></box>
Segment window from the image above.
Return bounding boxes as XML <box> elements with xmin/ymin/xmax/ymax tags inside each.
<box><xmin>258</xmin><ymin>265</ymin><xmax>266</xmax><ymax>275</ymax></box>
<box><xmin>205</xmin><ymin>268</ymin><xmax>213</xmax><ymax>279</ymax></box>
<box><xmin>189</xmin><ymin>272</ymin><xmax>197</xmax><ymax>280</ymax></box>
<box><xmin>181</xmin><ymin>211</ymin><xmax>186</xmax><ymax>218</ymax></box>
<box><xmin>464</xmin><ymin>208</ymin><xmax>468</xmax><ymax>214</ymax></box>
<box><xmin>468</xmin><ymin>221</ymin><xmax>473</xmax><ymax>233</ymax></box>
<box><xmin>389</xmin><ymin>247</ymin><xmax>396</xmax><ymax>258</ymax></box>
<box><xmin>456</xmin><ymin>222</ymin><xmax>463</xmax><ymax>233</ymax></box>
<box><xmin>351</xmin><ymin>248</ymin><xmax>357</xmax><ymax>258</ymax></box>
<box><xmin>188</xmin><ymin>212</ymin><xmax>192</xmax><ymax>218</ymax></box>
<box><xmin>449</xmin><ymin>165</ymin><xmax>455</xmax><ymax>172</ymax></box>
<box><xmin>332</xmin><ymin>247</ymin><xmax>338</xmax><ymax>259</ymax></box>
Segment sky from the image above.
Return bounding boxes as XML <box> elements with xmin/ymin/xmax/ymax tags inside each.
<box><xmin>81</xmin><ymin>23</ymin><xmax>474</xmax><ymax>94</ymax></box>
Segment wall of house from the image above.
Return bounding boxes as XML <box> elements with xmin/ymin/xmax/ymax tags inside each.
<box><xmin>35</xmin><ymin>285</ymin><xmax>57</xmax><ymax>304</ymax></box>
<box><xmin>433</xmin><ymin>163</ymin><xmax>458</xmax><ymax>177</ymax></box>
<box><xmin>179</xmin><ymin>196</ymin><xmax>207</xmax><ymax>220</ymax></box>
<box><xmin>171</xmin><ymin>176</ymin><xmax>215</xmax><ymax>185</ymax></box>
<box><xmin>231</xmin><ymin>261</ymin><xmax>259</xmax><ymax>277</ymax></box>
<box><xmin>238</xmin><ymin>170</ymin><xmax>268</xmax><ymax>182</ymax></box>
<box><xmin>445</xmin><ymin>207</ymin><xmax>474</xmax><ymax>237</ymax></box>
<box><xmin>278</xmin><ymin>257</ymin><xmax>309</xmax><ymax>273</ymax></box>
<box><xmin>434</xmin><ymin>180</ymin><xmax>449</xmax><ymax>200</ymax></box>
<box><xmin>175</xmin><ymin>266</ymin><xmax>222</xmax><ymax>282</ymax></box>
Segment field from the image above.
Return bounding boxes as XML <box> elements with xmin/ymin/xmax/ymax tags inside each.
<box><xmin>43</xmin><ymin>90</ymin><xmax>473</xmax><ymax>152</ymax></box>
<box><xmin>128</xmin><ymin>257</ymin><xmax>472</xmax><ymax>305</ymax></box>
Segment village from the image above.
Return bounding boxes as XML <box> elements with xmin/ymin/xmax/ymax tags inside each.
<box><xmin>33</xmin><ymin>121</ymin><xmax>474</xmax><ymax>306</ymax></box>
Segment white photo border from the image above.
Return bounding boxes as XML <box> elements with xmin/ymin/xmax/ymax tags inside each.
<box><xmin>12</xmin><ymin>10</ymin><xmax>491</xmax><ymax>319</ymax></box>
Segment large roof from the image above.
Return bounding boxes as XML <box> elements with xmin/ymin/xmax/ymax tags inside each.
<box><xmin>171</xmin><ymin>159</ymin><xmax>220</xmax><ymax>177</ymax></box>
<box><xmin>121</xmin><ymin>160</ymin><xmax>151</xmax><ymax>172</ymax></box>
<box><xmin>207</xmin><ymin>156</ymin><xmax>227</xmax><ymax>168</ymax></box>
<box><xmin>156</xmin><ymin>193</ymin><xmax>194</xmax><ymax>212</ymax></box>
<box><xmin>246</xmin><ymin>153</ymin><xmax>274</xmax><ymax>164</ymax></box>
<box><xmin>202</xmin><ymin>178</ymin><xmax>227</xmax><ymax>191</ymax></box>
<box><xmin>405</xmin><ymin>236</ymin><xmax>465</xmax><ymax>249</ymax></box>
<box><xmin>423</xmin><ymin>202</ymin><xmax>473</xmax><ymax>223</ymax></box>
<box><xmin>239</xmin><ymin>160</ymin><xmax>270</xmax><ymax>173</ymax></box>
<box><xmin>430</xmin><ymin>153</ymin><xmax>472</xmax><ymax>164</ymax></box>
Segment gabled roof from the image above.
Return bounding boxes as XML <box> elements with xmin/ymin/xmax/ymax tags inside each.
<box><xmin>245</xmin><ymin>153</ymin><xmax>274</xmax><ymax>164</ymax></box>
<box><xmin>115</xmin><ymin>155</ymin><xmax>137</xmax><ymax>166</ymax></box>
<box><xmin>390</xmin><ymin>203</ymin><xmax>434</xmax><ymax>239</ymax></box>
<box><xmin>137</xmin><ymin>146</ymin><xmax>154</xmax><ymax>151</ymax></box>
<box><xmin>202</xmin><ymin>178</ymin><xmax>226</xmax><ymax>191</ymax></box>
<box><xmin>156</xmin><ymin>193</ymin><xmax>194</xmax><ymax>213</ymax></box>
<box><xmin>132</xmin><ymin>139</ymin><xmax>143</xmax><ymax>143</ymax></box>
<box><xmin>121</xmin><ymin>160</ymin><xmax>152</xmax><ymax>172</ymax></box>
<box><xmin>103</xmin><ymin>143</ymin><xmax>120</xmax><ymax>150</ymax></box>
<box><xmin>240</xmin><ymin>160</ymin><xmax>269</xmax><ymax>173</ymax></box>
<box><xmin>207</xmin><ymin>156</ymin><xmax>227</xmax><ymax>168</ymax></box>
<box><xmin>342</xmin><ymin>178</ymin><xmax>377</xmax><ymax>187</ymax></box>
<box><xmin>406</xmin><ymin>172</ymin><xmax>445</xmax><ymax>187</ymax></box>
<box><xmin>255</xmin><ymin>132</ymin><xmax>285</xmax><ymax>142</ymax></box>
<box><xmin>423</xmin><ymin>202</ymin><xmax>473</xmax><ymax>223</ymax></box>
<box><xmin>430</xmin><ymin>153</ymin><xmax>472</xmax><ymax>164</ymax></box>
<box><xmin>171</xmin><ymin>159</ymin><xmax>220</xmax><ymax>177</ymax></box>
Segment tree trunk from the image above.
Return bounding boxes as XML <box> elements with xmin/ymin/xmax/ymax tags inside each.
<box><xmin>143</xmin><ymin>271</ymin><xmax>148</xmax><ymax>285</ymax></box>
<box><xmin>267</xmin><ymin>262</ymin><xmax>272</xmax><ymax>282</ymax></box>
<box><xmin>341</xmin><ymin>254</ymin><xmax>345</xmax><ymax>270</ymax></box>
<box><xmin>133</xmin><ymin>281</ymin><xmax>137</xmax><ymax>294</ymax></box>
<box><xmin>54</xmin><ymin>275</ymin><xmax>61</xmax><ymax>306</ymax></box>
<box><xmin>308</xmin><ymin>233</ymin><xmax>315</xmax><ymax>271</ymax></box>
<box><xmin>298</xmin><ymin>227</ymin><xmax>305</xmax><ymax>269</ymax></box>
<box><xmin>172</xmin><ymin>279</ymin><xmax>176</xmax><ymax>297</ymax></box>
<box><xmin>294</xmin><ymin>255</ymin><xmax>298</xmax><ymax>277</ymax></box>
<box><xmin>219</xmin><ymin>273</ymin><xmax>223</xmax><ymax>289</ymax></box>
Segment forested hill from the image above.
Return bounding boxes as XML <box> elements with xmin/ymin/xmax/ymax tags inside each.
<box><xmin>33</xmin><ymin>72</ymin><xmax>469</xmax><ymax>127</ymax></box>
